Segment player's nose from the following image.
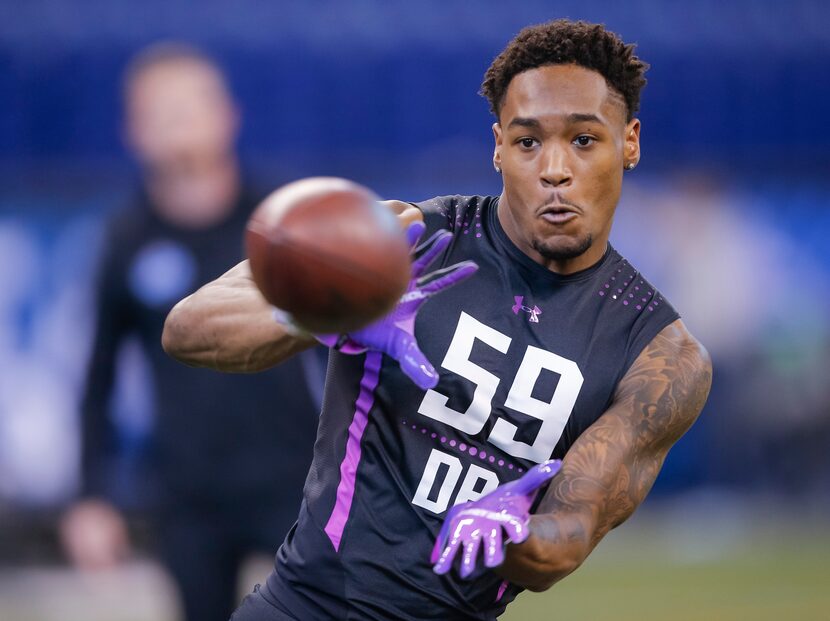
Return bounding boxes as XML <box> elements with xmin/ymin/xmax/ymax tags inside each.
<box><xmin>539</xmin><ymin>146</ymin><xmax>572</xmax><ymax>188</ymax></box>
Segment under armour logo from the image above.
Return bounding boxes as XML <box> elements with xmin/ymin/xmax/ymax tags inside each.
<box><xmin>512</xmin><ymin>296</ymin><xmax>542</xmax><ymax>323</ymax></box>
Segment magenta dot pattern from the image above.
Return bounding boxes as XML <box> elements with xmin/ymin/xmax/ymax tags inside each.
<box><xmin>401</xmin><ymin>420</ymin><xmax>527</xmax><ymax>474</ymax></box>
<box><xmin>597</xmin><ymin>260</ymin><xmax>665</xmax><ymax>313</ymax></box>
<box><xmin>453</xmin><ymin>196</ymin><xmax>483</xmax><ymax>239</ymax></box>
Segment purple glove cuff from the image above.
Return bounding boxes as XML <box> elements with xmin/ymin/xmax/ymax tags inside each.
<box><xmin>314</xmin><ymin>333</ymin><xmax>368</xmax><ymax>355</ymax></box>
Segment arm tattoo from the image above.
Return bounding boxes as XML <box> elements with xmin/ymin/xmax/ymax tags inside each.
<box><xmin>536</xmin><ymin>320</ymin><xmax>713</xmax><ymax>550</ymax></box>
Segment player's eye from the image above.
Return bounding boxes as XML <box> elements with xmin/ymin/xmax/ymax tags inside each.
<box><xmin>573</xmin><ymin>135</ymin><xmax>596</xmax><ymax>147</ymax></box>
<box><xmin>517</xmin><ymin>137</ymin><xmax>537</xmax><ymax>149</ymax></box>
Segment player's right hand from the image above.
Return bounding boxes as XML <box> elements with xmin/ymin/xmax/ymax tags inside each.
<box><xmin>315</xmin><ymin>221</ymin><xmax>478</xmax><ymax>389</ymax></box>
<box><xmin>431</xmin><ymin>460</ymin><xmax>562</xmax><ymax>579</ymax></box>
<box><xmin>60</xmin><ymin>499</ymin><xmax>131</xmax><ymax>571</ymax></box>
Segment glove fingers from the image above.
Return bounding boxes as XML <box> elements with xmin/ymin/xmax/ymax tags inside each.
<box><xmin>460</xmin><ymin>531</ymin><xmax>483</xmax><ymax>579</ymax></box>
<box><xmin>433</xmin><ymin>517</ymin><xmax>469</xmax><ymax>575</ymax></box>
<box><xmin>434</xmin><ymin>515</ymin><xmax>474</xmax><ymax>575</ymax></box>
<box><xmin>512</xmin><ymin>459</ymin><xmax>563</xmax><ymax>496</ymax></box>
<box><xmin>412</xmin><ymin>230</ymin><xmax>452</xmax><ymax>277</ymax></box>
<box><xmin>431</xmin><ymin>505</ymin><xmax>461</xmax><ymax>563</ymax></box>
<box><xmin>433</xmin><ymin>537</ymin><xmax>462</xmax><ymax>575</ymax></box>
<box><xmin>483</xmin><ymin>525</ymin><xmax>505</xmax><ymax>568</ymax></box>
<box><xmin>406</xmin><ymin>221</ymin><xmax>427</xmax><ymax>248</ymax></box>
<box><xmin>418</xmin><ymin>261</ymin><xmax>479</xmax><ymax>295</ymax></box>
<box><xmin>430</xmin><ymin>536</ymin><xmax>444</xmax><ymax>565</ymax></box>
<box><xmin>392</xmin><ymin>330</ymin><xmax>438</xmax><ymax>390</ymax></box>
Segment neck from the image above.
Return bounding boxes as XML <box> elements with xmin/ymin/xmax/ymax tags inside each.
<box><xmin>146</xmin><ymin>155</ymin><xmax>240</xmax><ymax>229</ymax></box>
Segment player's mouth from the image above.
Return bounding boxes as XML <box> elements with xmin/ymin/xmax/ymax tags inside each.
<box><xmin>539</xmin><ymin>204</ymin><xmax>579</xmax><ymax>225</ymax></box>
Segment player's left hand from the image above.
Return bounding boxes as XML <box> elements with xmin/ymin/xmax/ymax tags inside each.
<box><xmin>317</xmin><ymin>221</ymin><xmax>478</xmax><ymax>389</ymax></box>
<box><xmin>431</xmin><ymin>459</ymin><xmax>562</xmax><ymax>579</ymax></box>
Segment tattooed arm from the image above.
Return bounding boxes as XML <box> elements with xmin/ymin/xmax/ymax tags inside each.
<box><xmin>497</xmin><ymin>319</ymin><xmax>712</xmax><ymax>591</ymax></box>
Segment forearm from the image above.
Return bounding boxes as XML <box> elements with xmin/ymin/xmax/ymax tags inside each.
<box><xmin>432</xmin><ymin>323</ymin><xmax>711</xmax><ymax>590</ymax></box>
<box><xmin>162</xmin><ymin>201</ymin><xmax>422</xmax><ymax>373</ymax></box>
<box><xmin>498</xmin><ymin>323</ymin><xmax>711</xmax><ymax>591</ymax></box>
<box><xmin>497</xmin><ymin>509</ymin><xmax>594</xmax><ymax>591</ymax></box>
<box><xmin>162</xmin><ymin>261</ymin><xmax>316</xmax><ymax>372</ymax></box>
<box><xmin>496</xmin><ymin>423</ymin><xmax>648</xmax><ymax>591</ymax></box>
<box><xmin>493</xmin><ymin>405</ymin><xmax>642</xmax><ymax>591</ymax></box>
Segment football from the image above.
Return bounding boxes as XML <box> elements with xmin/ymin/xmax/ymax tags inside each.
<box><xmin>246</xmin><ymin>177</ymin><xmax>411</xmax><ymax>333</ymax></box>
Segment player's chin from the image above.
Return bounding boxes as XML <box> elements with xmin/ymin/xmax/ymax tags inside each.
<box><xmin>532</xmin><ymin>233</ymin><xmax>593</xmax><ymax>262</ymax></box>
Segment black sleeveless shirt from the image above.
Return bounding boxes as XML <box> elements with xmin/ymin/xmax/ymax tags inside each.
<box><xmin>268</xmin><ymin>195</ymin><xmax>680</xmax><ymax>620</ymax></box>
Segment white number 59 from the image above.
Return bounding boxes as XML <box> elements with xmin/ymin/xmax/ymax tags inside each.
<box><xmin>417</xmin><ymin>312</ymin><xmax>583</xmax><ymax>462</ymax></box>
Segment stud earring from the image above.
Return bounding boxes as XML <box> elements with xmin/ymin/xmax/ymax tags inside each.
<box><xmin>494</xmin><ymin>162</ymin><xmax>502</xmax><ymax>173</ymax></box>
<box><xmin>625</xmin><ymin>162</ymin><xmax>636</xmax><ymax>171</ymax></box>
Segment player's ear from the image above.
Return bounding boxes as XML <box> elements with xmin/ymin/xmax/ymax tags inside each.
<box><xmin>624</xmin><ymin>118</ymin><xmax>641</xmax><ymax>168</ymax></box>
<box><xmin>492</xmin><ymin>122</ymin><xmax>503</xmax><ymax>171</ymax></box>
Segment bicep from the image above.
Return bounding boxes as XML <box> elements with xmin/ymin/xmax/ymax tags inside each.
<box><xmin>538</xmin><ymin>320</ymin><xmax>712</xmax><ymax>544</ymax></box>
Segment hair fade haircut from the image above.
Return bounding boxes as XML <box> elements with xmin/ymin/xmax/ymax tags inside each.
<box><xmin>481</xmin><ymin>19</ymin><xmax>649</xmax><ymax>122</ymax></box>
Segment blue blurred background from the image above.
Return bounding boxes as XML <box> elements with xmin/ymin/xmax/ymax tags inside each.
<box><xmin>1</xmin><ymin>1</ymin><xmax>829</xmax><ymax>619</ymax></box>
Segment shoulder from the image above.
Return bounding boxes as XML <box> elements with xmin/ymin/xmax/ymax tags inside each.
<box><xmin>108</xmin><ymin>202</ymin><xmax>150</xmax><ymax>235</ymax></box>
<box><xmin>106</xmin><ymin>187</ymin><xmax>174</xmax><ymax>239</ymax></box>
<box><xmin>602</xmin><ymin>247</ymin><xmax>675</xmax><ymax>313</ymax></box>
<box><xmin>595</xmin><ymin>247</ymin><xmax>683</xmax><ymax>376</ymax></box>
<box><xmin>410</xmin><ymin>195</ymin><xmax>492</xmax><ymax>214</ymax></box>
<box><xmin>613</xmin><ymin>319</ymin><xmax>712</xmax><ymax>450</ymax></box>
<box><xmin>99</xmin><ymin>203</ymin><xmax>154</xmax><ymax>260</ymax></box>
<box><xmin>406</xmin><ymin>195</ymin><xmax>495</xmax><ymax>235</ymax></box>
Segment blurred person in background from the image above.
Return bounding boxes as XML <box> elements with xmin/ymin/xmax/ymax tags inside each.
<box><xmin>59</xmin><ymin>43</ymin><xmax>321</xmax><ymax>621</ymax></box>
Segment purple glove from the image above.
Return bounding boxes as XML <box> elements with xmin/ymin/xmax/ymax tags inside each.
<box><xmin>317</xmin><ymin>221</ymin><xmax>477</xmax><ymax>390</ymax></box>
<box><xmin>431</xmin><ymin>459</ymin><xmax>562</xmax><ymax>579</ymax></box>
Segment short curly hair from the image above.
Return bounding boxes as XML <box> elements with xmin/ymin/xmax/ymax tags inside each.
<box><xmin>481</xmin><ymin>20</ymin><xmax>648</xmax><ymax>122</ymax></box>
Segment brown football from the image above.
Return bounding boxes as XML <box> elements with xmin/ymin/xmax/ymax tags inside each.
<box><xmin>246</xmin><ymin>177</ymin><xmax>411</xmax><ymax>333</ymax></box>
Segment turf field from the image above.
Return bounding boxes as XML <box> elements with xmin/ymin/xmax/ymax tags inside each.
<box><xmin>502</xmin><ymin>502</ymin><xmax>830</xmax><ymax>621</ymax></box>
<box><xmin>0</xmin><ymin>499</ymin><xmax>827</xmax><ymax>620</ymax></box>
